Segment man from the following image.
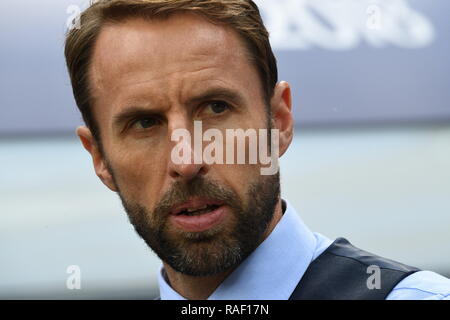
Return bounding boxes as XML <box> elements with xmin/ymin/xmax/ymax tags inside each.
<box><xmin>65</xmin><ymin>0</ymin><xmax>450</xmax><ymax>300</ymax></box>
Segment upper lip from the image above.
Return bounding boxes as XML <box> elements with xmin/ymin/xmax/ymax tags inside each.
<box><xmin>170</xmin><ymin>198</ymin><xmax>224</xmax><ymax>215</ymax></box>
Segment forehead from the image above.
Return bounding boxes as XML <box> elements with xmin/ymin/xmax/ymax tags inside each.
<box><xmin>89</xmin><ymin>13</ymin><xmax>262</xmax><ymax>112</ymax></box>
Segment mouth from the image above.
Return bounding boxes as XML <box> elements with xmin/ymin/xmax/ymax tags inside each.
<box><xmin>171</xmin><ymin>198</ymin><xmax>224</xmax><ymax>216</ymax></box>
<box><xmin>169</xmin><ymin>199</ymin><xmax>227</xmax><ymax>232</ymax></box>
<box><xmin>173</xmin><ymin>204</ymin><xmax>221</xmax><ymax>216</ymax></box>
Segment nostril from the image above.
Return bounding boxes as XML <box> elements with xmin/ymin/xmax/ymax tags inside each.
<box><xmin>169</xmin><ymin>161</ymin><xmax>209</xmax><ymax>180</ymax></box>
<box><xmin>198</xmin><ymin>166</ymin><xmax>208</xmax><ymax>176</ymax></box>
<box><xmin>169</xmin><ymin>169</ymin><xmax>182</xmax><ymax>179</ymax></box>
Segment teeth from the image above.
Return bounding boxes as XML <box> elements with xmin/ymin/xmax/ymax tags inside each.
<box><xmin>187</xmin><ymin>205</ymin><xmax>208</xmax><ymax>212</ymax></box>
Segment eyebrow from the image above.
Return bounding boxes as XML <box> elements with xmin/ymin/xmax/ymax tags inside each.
<box><xmin>113</xmin><ymin>107</ymin><xmax>161</xmax><ymax>131</ymax></box>
<box><xmin>185</xmin><ymin>87</ymin><xmax>245</xmax><ymax>107</ymax></box>
<box><xmin>112</xmin><ymin>87</ymin><xmax>245</xmax><ymax>129</ymax></box>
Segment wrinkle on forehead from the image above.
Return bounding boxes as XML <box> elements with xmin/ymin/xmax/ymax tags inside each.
<box><xmin>88</xmin><ymin>12</ymin><xmax>266</xmax><ymax>135</ymax></box>
<box><xmin>90</xmin><ymin>13</ymin><xmax>250</xmax><ymax>97</ymax></box>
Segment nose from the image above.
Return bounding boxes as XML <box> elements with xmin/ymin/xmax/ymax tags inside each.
<box><xmin>169</xmin><ymin>160</ymin><xmax>208</xmax><ymax>180</ymax></box>
<box><xmin>168</xmin><ymin>122</ymin><xmax>209</xmax><ymax>181</ymax></box>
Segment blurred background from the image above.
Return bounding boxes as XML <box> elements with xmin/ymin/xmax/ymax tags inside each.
<box><xmin>1</xmin><ymin>0</ymin><xmax>449</xmax><ymax>299</ymax></box>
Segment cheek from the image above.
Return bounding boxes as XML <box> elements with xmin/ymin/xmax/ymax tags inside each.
<box><xmin>109</xmin><ymin>146</ymin><xmax>167</xmax><ymax>203</ymax></box>
<box><xmin>216</xmin><ymin>163</ymin><xmax>260</xmax><ymax>200</ymax></box>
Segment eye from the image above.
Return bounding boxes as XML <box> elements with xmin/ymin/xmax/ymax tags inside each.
<box><xmin>204</xmin><ymin>101</ymin><xmax>231</xmax><ymax>115</ymax></box>
<box><xmin>132</xmin><ymin>117</ymin><xmax>159</xmax><ymax>130</ymax></box>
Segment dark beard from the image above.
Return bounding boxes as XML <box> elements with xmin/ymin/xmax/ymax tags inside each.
<box><xmin>115</xmin><ymin>173</ymin><xmax>280</xmax><ymax>277</ymax></box>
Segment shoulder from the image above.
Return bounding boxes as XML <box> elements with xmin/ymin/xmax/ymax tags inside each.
<box><xmin>387</xmin><ymin>271</ymin><xmax>450</xmax><ymax>300</ymax></box>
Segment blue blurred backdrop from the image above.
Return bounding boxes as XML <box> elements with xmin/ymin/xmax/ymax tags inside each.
<box><xmin>0</xmin><ymin>0</ymin><xmax>449</xmax><ymax>299</ymax></box>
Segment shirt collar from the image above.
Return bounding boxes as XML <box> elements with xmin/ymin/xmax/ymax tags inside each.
<box><xmin>158</xmin><ymin>199</ymin><xmax>318</xmax><ymax>300</ymax></box>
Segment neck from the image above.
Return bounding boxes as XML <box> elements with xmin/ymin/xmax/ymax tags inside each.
<box><xmin>163</xmin><ymin>198</ymin><xmax>284</xmax><ymax>300</ymax></box>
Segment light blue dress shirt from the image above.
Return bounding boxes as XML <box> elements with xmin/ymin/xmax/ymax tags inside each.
<box><xmin>158</xmin><ymin>200</ymin><xmax>450</xmax><ymax>300</ymax></box>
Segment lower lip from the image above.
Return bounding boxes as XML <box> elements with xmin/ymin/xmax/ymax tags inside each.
<box><xmin>170</xmin><ymin>206</ymin><xmax>227</xmax><ymax>232</ymax></box>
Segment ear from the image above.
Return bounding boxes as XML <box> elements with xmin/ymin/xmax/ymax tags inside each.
<box><xmin>76</xmin><ymin>126</ymin><xmax>118</xmax><ymax>192</ymax></box>
<box><xmin>270</xmin><ymin>81</ymin><xmax>294</xmax><ymax>157</ymax></box>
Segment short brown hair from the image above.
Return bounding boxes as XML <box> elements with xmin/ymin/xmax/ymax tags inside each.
<box><xmin>65</xmin><ymin>0</ymin><xmax>278</xmax><ymax>147</ymax></box>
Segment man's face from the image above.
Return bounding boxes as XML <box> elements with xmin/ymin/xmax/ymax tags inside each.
<box><xmin>84</xmin><ymin>14</ymin><xmax>289</xmax><ymax>276</ymax></box>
